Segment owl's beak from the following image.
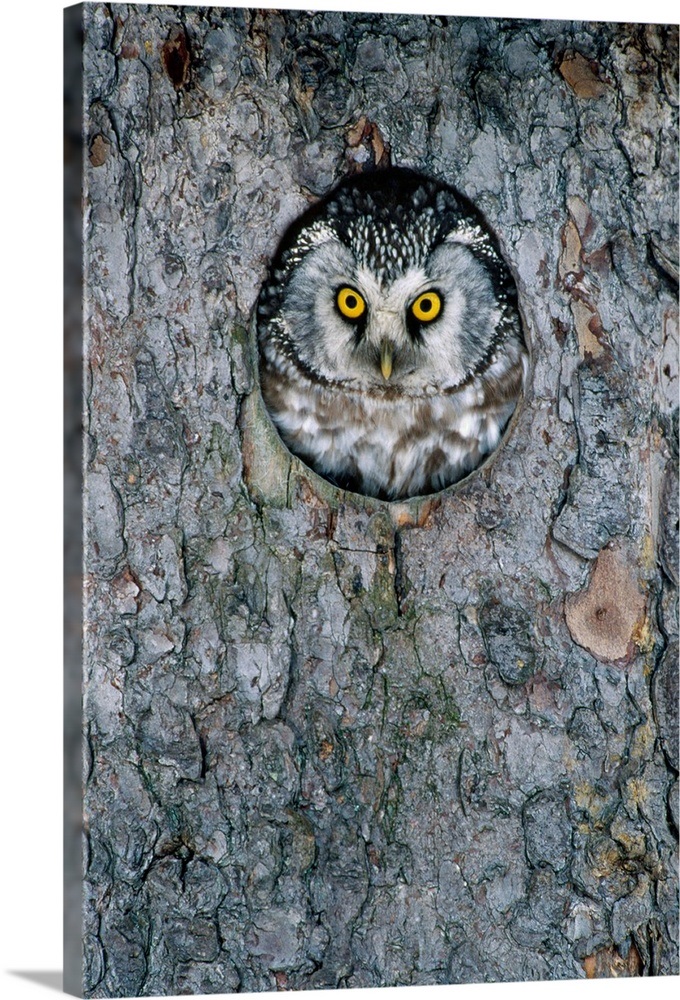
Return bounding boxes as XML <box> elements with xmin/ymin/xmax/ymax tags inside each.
<box><xmin>380</xmin><ymin>341</ymin><xmax>394</xmax><ymax>381</ymax></box>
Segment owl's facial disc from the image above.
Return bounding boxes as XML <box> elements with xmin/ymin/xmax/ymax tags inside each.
<box><xmin>275</xmin><ymin>235</ymin><xmax>500</xmax><ymax>392</ymax></box>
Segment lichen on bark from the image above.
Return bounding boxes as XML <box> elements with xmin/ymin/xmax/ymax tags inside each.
<box><xmin>76</xmin><ymin>5</ymin><xmax>678</xmax><ymax>996</ymax></box>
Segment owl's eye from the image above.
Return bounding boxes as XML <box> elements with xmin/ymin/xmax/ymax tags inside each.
<box><xmin>336</xmin><ymin>287</ymin><xmax>366</xmax><ymax>321</ymax></box>
<box><xmin>410</xmin><ymin>291</ymin><xmax>442</xmax><ymax>323</ymax></box>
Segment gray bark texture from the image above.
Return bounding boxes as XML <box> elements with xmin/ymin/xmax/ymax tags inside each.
<box><xmin>78</xmin><ymin>4</ymin><xmax>679</xmax><ymax>996</ymax></box>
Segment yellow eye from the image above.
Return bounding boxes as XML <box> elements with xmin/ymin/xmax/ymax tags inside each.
<box><xmin>411</xmin><ymin>291</ymin><xmax>442</xmax><ymax>323</ymax></box>
<box><xmin>336</xmin><ymin>287</ymin><xmax>366</xmax><ymax>321</ymax></box>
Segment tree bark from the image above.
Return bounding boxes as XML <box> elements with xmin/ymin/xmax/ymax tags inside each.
<box><xmin>75</xmin><ymin>5</ymin><xmax>678</xmax><ymax>996</ymax></box>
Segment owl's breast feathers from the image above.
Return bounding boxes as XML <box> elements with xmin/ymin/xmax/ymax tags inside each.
<box><xmin>259</xmin><ymin>346</ymin><xmax>525</xmax><ymax>501</ymax></box>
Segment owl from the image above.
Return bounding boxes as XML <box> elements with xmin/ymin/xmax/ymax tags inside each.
<box><xmin>256</xmin><ymin>167</ymin><xmax>528</xmax><ymax>501</ymax></box>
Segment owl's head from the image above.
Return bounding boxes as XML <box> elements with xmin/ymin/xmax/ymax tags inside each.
<box><xmin>258</xmin><ymin>168</ymin><xmax>521</xmax><ymax>396</ymax></box>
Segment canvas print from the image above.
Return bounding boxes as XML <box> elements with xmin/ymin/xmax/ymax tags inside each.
<box><xmin>65</xmin><ymin>4</ymin><xmax>679</xmax><ymax>997</ymax></box>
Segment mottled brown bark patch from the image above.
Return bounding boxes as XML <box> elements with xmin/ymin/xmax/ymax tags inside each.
<box><xmin>89</xmin><ymin>134</ymin><xmax>110</xmax><ymax>167</ymax></box>
<box><xmin>346</xmin><ymin>116</ymin><xmax>391</xmax><ymax>172</ymax></box>
<box><xmin>565</xmin><ymin>542</ymin><xmax>646</xmax><ymax>663</ymax></box>
<box><xmin>162</xmin><ymin>27</ymin><xmax>190</xmax><ymax>89</ymax></box>
<box><xmin>583</xmin><ymin>941</ymin><xmax>643</xmax><ymax>978</ymax></box>
<box><xmin>559</xmin><ymin>52</ymin><xmax>608</xmax><ymax>98</ymax></box>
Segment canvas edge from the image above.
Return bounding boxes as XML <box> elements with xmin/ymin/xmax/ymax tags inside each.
<box><xmin>64</xmin><ymin>3</ymin><xmax>85</xmax><ymax>997</ymax></box>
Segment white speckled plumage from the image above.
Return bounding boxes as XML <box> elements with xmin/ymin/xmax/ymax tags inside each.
<box><xmin>257</xmin><ymin>168</ymin><xmax>527</xmax><ymax>500</ymax></box>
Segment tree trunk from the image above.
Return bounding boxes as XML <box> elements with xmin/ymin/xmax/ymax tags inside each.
<box><xmin>72</xmin><ymin>5</ymin><xmax>678</xmax><ymax>996</ymax></box>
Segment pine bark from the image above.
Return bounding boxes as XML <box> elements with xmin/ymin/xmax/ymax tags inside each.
<box><xmin>75</xmin><ymin>5</ymin><xmax>678</xmax><ymax>996</ymax></box>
